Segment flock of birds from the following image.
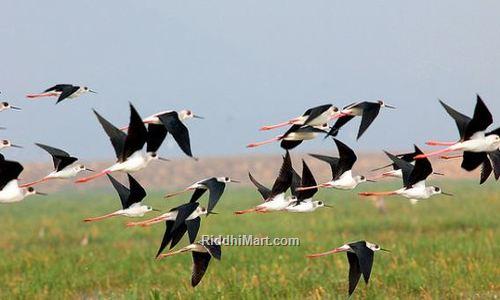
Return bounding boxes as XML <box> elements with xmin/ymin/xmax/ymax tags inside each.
<box><xmin>0</xmin><ymin>86</ymin><xmax>498</xmax><ymax>295</ymax></box>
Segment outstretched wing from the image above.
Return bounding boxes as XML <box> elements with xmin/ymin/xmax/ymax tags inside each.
<box><xmin>349</xmin><ymin>241</ymin><xmax>375</xmax><ymax>285</ymax></box>
<box><xmin>146</xmin><ymin>124</ymin><xmax>168</xmax><ymax>153</ymax></box>
<box><xmin>93</xmin><ymin>109</ymin><xmax>127</xmax><ymax>161</ymax></box>
<box><xmin>308</xmin><ymin>153</ymin><xmax>340</xmax><ymax>179</ymax></box>
<box><xmin>122</xmin><ymin>104</ymin><xmax>148</xmax><ymax>161</ymax></box>
<box><xmin>439</xmin><ymin>100</ymin><xmax>471</xmax><ymax>141</ymax></box>
<box><xmin>334</xmin><ymin>139</ymin><xmax>357</xmax><ymax>179</ymax></box>
<box><xmin>384</xmin><ymin>151</ymin><xmax>415</xmax><ymax>187</ymax></box>
<box><xmin>158</xmin><ymin>112</ymin><xmax>193</xmax><ymax>157</ymax></box>
<box><xmin>57</xmin><ymin>85</ymin><xmax>80</xmax><ymax>103</ymax></box>
<box><xmin>346</xmin><ymin>252</ymin><xmax>362</xmax><ymax>296</ymax></box>
<box><xmin>35</xmin><ymin>143</ymin><xmax>77</xmax><ymax>171</ymax></box>
<box><xmin>407</xmin><ymin>146</ymin><xmax>433</xmax><ymax>187</ymax></box>
<box><xmin>107</xmin><ymin>174</ymin><xmax>130</xmax><ymax>209</ymax></box>
<box><xmin>296</xmin><ymin>160</ymin><xmax>318</xmax><ymax>201</ymax></box>
<box><xmin>202</xmin><ymin>178</ymin><xmax>226</xmax><ymax>214</ymax></box>
<box><xmin>357</xmin><ymin>102</ymin><xmax>381</xmax><ymax>140</ymax></box>
<box><xmin>0</xmin><ymin>158</ymin><xmax>23</xmax><ymax>190</ymax></box>
<box><xmin>303</xmin><ymin>104</ymin><xmax>332</xmax><ymax>124</ymax></box>
<box><xmin>191</xmin><ymin>251</ymin><xmax>212</xmax><ymax>287</ymax></box>
<box><xmin>248</xmin><ymin>172</ymin><xmax>272</xmax><ymax>200</ymax></box>
<box><xmin>270</xmin><ymin>151</ymin><xmax>293</xmax><ymax>197</ymax></box>
<box><xmin>464</xmin><ymin>95</ymin><xmax>493</xmax><ymax>140</ymax></box>
<box><xmin>127</xmin><ymin>174</ymin><xmax>147</xmax><ymax>206</ymax></box>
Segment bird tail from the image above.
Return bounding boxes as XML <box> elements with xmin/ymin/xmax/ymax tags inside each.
<box><xmin>75</xmin><ymin>170</ymin><xmax>110</xmax><ymax>183</ymax></box>
<box><xmin>19</xmin><ymin>177</ymin><xmax>50</xmax><ymax>188</ymax></box>
<box><xmin>83</xmin><ymin>212</ymin><xmax>118</xmax><ymax>223</ymax></box>
<box><xmin>359</xmin><ymin>191</ymin><xmax>397</xmax><ymax>197</ymax></box>
<box><xmin>26</xmin><ymin>92</ymin><xmax>60</xmax><ymax>99</ymax></box>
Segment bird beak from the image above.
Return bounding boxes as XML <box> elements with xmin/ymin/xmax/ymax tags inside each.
<box><xmin>366</xmin><ymin>179</ymin><xmax>377</xmax><ymax>182</ymax></box>
<box><xmin>380</xmin><ymin>248</ymin><xmax>391</xmax><ymax>252</ymax></box>
<box><xmin>384</xmin><ymin>104</ymin><xmax>396</xmax><ymax>109</ymax></box>
<box><xmin>193</xmin><ymin>115</ymin><xmax>204</xmax><ymax>119</ymax></box>
<box><xmin>10</xmin><ymin>106</ymin><xmax>22</xmax><ymax>110</ymax></box>
<box><xmin>152</xmin><ymin>208</ymin><xmax>161</xmax><ymax>212</ymax></box>
<box><xmin>442</xmin><ymin>192</ymin><xmax>453</xmax><ymax>196</ymax></box>
<box><xmin>36</xmin><ymin>192</ymin><xmax>48</xmax><ymax>196</ymax></box>
<box><xmin>11</xmin><ymin>144</ymin><xmax>23</xmax><ymax>148</ymax></box>
<box><xmin>324</xmin><ymin>204</ymin><xmax>333</xmax><ymax>208</ymax></box>
<box><xmin>86</xmin><ymin>168</ymin><xmax>95</xmax><ymax>172</ymax></box>
<box><xmin>89</xmin><ymin>89</ymin><xmax>97</xmax><ymax>93</ymax></box>
<box><xmin>158</xmin><ymin>157</ymin><xmax>170</xmax><ymax>161</ymax></box>
<box><xmin>209</xmin><ymin>211</ymin><xmax>219</xmax><ymax>215</ymax></box>
<box><xmin>433</xmin><ymin>172</ymin><xmax>445</xmax><ymax>176</ymax></box>
<box><xmin>230</xmin><ymin>179</ymin><xmax>240</xmax><ymax>183</ymax></box>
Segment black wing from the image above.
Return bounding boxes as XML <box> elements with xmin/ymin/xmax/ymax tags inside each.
<box><xmin>127</xmin><ymin>174</ymin><xmax>147</xmax><ymax>206</ymax></box>
<box><xmin>35</xmin><ymin>143</ymin><xmax>78</xmax><ymax>171</ymax></box>
<box><xmin>461</xmin><ymin>151</ymin><xmax>488</xmax><ymax>171</ymax></box>
<box><xmin>170</xmin><ymin>223</ymin><xmax>188</xmax><ymax>249</ymax></box>
<box><xmin>439</xmin><ymin>100</ymin><xmax>471</xmax><ymax>141</ymax></box>
<box><xmin>122</xmin><ymin>104</ymin><xmax>148</xmax><ymax>161</ymax></box>
<box><xmin>190</xmin><ymin>188</ymin><xmax>208</xmax><ymax>203</ymax></box>
<box><xmin>107</xmin><ymin>174</ymin><xmax>131</xmax><ymax>209</ymax></box>
<box><xmin>290</xmin><ymin>167</ymin><xmax>302</xmax><ymax>198</ymax></box>
<box><xmin>156</xmin><ymin>220</ymin><xmax>174</xmax><ymax>257</ymax></box>
<box><xmin>280</xmin><ymin>140</ymin><xmax>303</xmax><ymax>150</ymax></box>
<box><xmin>185</xmin><ymin>217</ymin><xmax>201</xmax><ymax>243</ymax></box>
<box><xmin>270</xmin><ymin>151</ymin><xmax>293</xmax><ymax>198</ymax></box>
<box><xmin>248</xmin><ymin>172</ymin><xmax>272</xmax><ymax>200</ymax></box>
<box><xmin>172</xmin><ymin>202</ymin><xmax>199</xmax><ymax>232</ymax></box>
<box><xmin>44</xmin><ymin>84</ymin><xmax>72</xmax><ymax>92</ymax></box>
<box><xmin>56</xmin><ymin>85</ymin><xmax>80</xmax><ymax>103</ymax></box>
<box><xmin>480</xmin><ymin>159</ymin><xmax>493</xmax><ymax>184</ymax></box>
<box><xmin>349</xmin><ymin>241</ymin><xmax>375</xmax><ymax>285</ymax></box>
<box><xmin>202</xmin><ymin>242</ymin><xmax>222</xmax><ymax>260</ymax></box>
<box><xmin>488</xmin><ymin>150</ymin><xmax>500</xmax><ymax>180</ymax></box>
<box><xmin>464</xmin><ymin>95</ymin><xmax>493</xmax><ymax>140</ymax></box>
<box><xmin>296</xmin><ymin>160</ymin><xmax>318</xmax><ymax>202</ymax></box>
<box><xmin>202</xmin><ymin>178</ymin><xmax>226</xmax><ymax>214</ymax></box>
<box><xmin>327</xmin><ymin>115</ymin><xmax>354</xmax><ymax>137</ymax></box>
<box><xmin>191</xmin><ymin>251</ymin><xmax>212</xmax><ymax>287</ymax></box>
<box><xmin>158</xmin><ymin>112</ymin><xmax>193</xmax><ymax>157</ymax></box>
<box><xmin>346</xmin><ymin>252</ymin><xmax>362</xmax><ymax>296</ymax></box>
<box><xmin>357</xmin><ymin>102</ymin><xmax>382</xmax><ymax>140</ymax></box>
<box><xmin>146</xmin><ymin>124</ymin><xmax>168</xmax><ymax>153</ymax></box>
<box><xmin>407</xmin><ymin>146</ymin><xmax>433</xmax><ymax>187</ymax></box>
<box><xmin>334</xmin><ymin>139</ymin><xmax>357</xmax><ymax>180</ymax></box>
<box><xmin>303</xmin><ymin>104</ymin><xmax>332</xmax><ymax>124</ymax></box>
<box><xmin>308</xmin><ymin>153</ymin><xmax>340</xmax><ymax>179</ymax></box>
<box><xmin>94</xmin><ymin>109</ymin><xmax>127</xmax><ymax>161</ymax></box>
<box><xmin>384</xmin><ymin>151</ymin><xmax>415</xmax><ymax>188</ymax></box>
<box><xmin>0</xmin><ymin>158</ymin><xmax>24</xmax><ymax>190</ymax></box>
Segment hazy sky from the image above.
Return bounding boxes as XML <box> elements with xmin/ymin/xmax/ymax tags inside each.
<box><xmin>1</xmin><ymin>1</ymin><xmax>499</xmax><ymax>161</ymax></box>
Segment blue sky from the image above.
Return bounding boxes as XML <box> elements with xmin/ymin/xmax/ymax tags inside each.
<box><xmin>1</xmin><ymin>1</ymin><xmax>499</xmax><ymax>161</ymax></box>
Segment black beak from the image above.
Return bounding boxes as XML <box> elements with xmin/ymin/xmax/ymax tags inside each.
<box><xmin>10</xmin><ymin>106</ymin><xmax>22</xmax><ymax>110</ymax></box>
<box><xmin>384</xmin><ymin>104</ymin><xmax>396</xmax><ymax>109</ymax></box>
<box><xmin>366</xmin><ymin>179</ymin><xmax>377</xmax><ymax>182</ymax></box>
<box><xmin>86</xmin><ymin>168</ymin><xmax>95</xmax><ymax>172</ymax></box>
<box><xmin>193</xmin><ymin>115</ymin><xmax>204</xmax><ymax>119</ymax></box>
<box><xmin>11</xmin><ymin>144</ymin><xmax>23</xmax><ymax>148</ymax></box>
<box><xmin>324</xmin><ymin>204</ymin><xmax>333</xmax><ymax>208</ymax></box>
<box><xmin>36</xmin><ymin>192</ymin><xmax>48</xmax><ymax>196</ymax></box>
<box><xmin>209</xmin><ymin>211</ymin><xmax>219</xmax><ymax>215</ymax></box>
<box><xmin>152</xmin><ymin>208</ymin><xmax>161</xmax><ymax>212</ymax></box>
<box><xmin>380</xmin><ymin>248</ymin><xmax>391</xmax><ymax>252</ymax></box>
<box><xmin>89</xmin><ymin>89</ymin><xmax>97</xmax><ymax>94</ymax></box>
<box><xmin>442</xmin><ymin>192</ymin><xmax>453</xmax><ymax>196</ymax></box>
<box><xmin>230</xmin><ymin>179</ymin><xmax>240</xmax><ymax>183</ymax></box>
<box><xmin>158</xmin><ymin>157</ymin><xmax>170</xmax><ymax>161</ymax></box>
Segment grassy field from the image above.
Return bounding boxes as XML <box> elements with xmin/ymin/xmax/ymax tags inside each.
<box><xmin>0</xmin><ymin>180</ymin><xmax>498</xmax><ymax>299</ymax></box>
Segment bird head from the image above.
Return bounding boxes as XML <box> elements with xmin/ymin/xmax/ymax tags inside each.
<box><xmin>429</xmin><ymin>186</ymin><xmax>453</xmax><ymax>197</ymax></box>
<box><xmin>0</xmin><ymin>102</ymin><xmax>21</xmax><ymax>111</ymax></box>
<box><xmin>82</xmin><ymin>86</ymin><xmax>97</xmax><ymax>94</ymax></box>
<box><xmin>76</xmin><ymin>164</ymin><xmax>94</xmax><ymax>172</ymax></box>
<box><xmin>378</xmin><ymin>100</ymin><xmax>396</xmax><ymax>109</ymax></box>
<box><xmin>24</xmin><ymin>187</ymin><xmax>47</xmax><ymax>197</ymax></box>
<box><xmin>486</xmin><ymin>134</ymin><xmax>500</xmax><ymax>148</ymax></box>
<box><xmin>217</xmin><ymin>177</ymin><xmax>240</xmax><ymax>183</ymax></box>
<box><xmin>179</xmin><ymin>109</ymin><xmax>204</xmax><ymax>121</ymax></box>
<box><xmin>147</xmin><ymin>152</ymin><xmax>169</xmax><ymax>162</ymax></box>
<box><xmin>197</xmin><ymin>206</ymin><xmax>209</xmax><ymax>216</ymax></box>
<box><xmin>315</xmin><ymin>201</ymin><xmax>333</xmax><ymax>208</ymax></box>
<box><xmin>366</xmin><ymin>241</ymin><xmax>390</xmax><ymax>252</ymax></box>
<box><xmin>0</xmin><ymin>140</ymin><xmax>22</xmax><ymax>149</ymax></box>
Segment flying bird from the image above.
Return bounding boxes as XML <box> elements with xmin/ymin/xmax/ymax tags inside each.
<box><xmin>157</xmin><ymin>240</ymin><xmax>221</xmax><ymax>287</ymax></box>
<box><xmin>285</xmin><ymin>160</ymin><xmax>332</xmax><ymax>212</ymax></box>
<box><xmin>306</xmin><ymin>240</ymin><xmax>389</xmax><ymax>296</ymax></box>
<box><xmin>298</xmin><ymin>139</ymin><xmax>373</xmax><ymax>191</ymax></box>
<box><xmin>126</xmin><ymin>201</ymin><xmax>208</xmax><ymax>227</ymax></box>
<box><xmin>359</xmin><ymin>146</ymin><xmax>453</xmax><ymax>203</ymax></box>
<box><xmin>0</xmin><ymin>102</ymin><xmax>21</xmax><ymax>112</ymax></box>
<box><xmin>165</xmin><ymin>177</ymin><xmax>238</xmax><ymax>214</ymax></box>
<box><xmin>26</xmin><ymin>84</ymin><xmax>96</xmax><ymax>104</ymax></box>
<box><xmin>247</xmin><ymin>124</ymin><xmax>329</xmax><ymax>149</ymax></box>
<box><xmin>327</xmin><ymin>100</ymin><xmax>396</xmax><ymax>140</ymax></box>
<box><xmin>0</xmin><ymin>154</ymin><xmax>46</xmax><ymax>203</ymax></box>
<box><xmin>83</xmin><ymin>174</ymin><xmax>158</xmax><ymax>222</ymax></box>
<box><xmin>76</xmin><ymin>103</ymin><xmax>168</xmax><ymax>183</ymax></box>
<box><xmin>0</xmin><ymin>140</ymin><xmax>22</xmax><ymax>150</ymax></box>
<box><xmin>20</xmin><ymin>143</ymin><xmax>93</xmax><ymax>187</ymax></box>
<box><xmin>121</xmin><ymin>109</ymin><xmax>202</xmax><ymax>159</ymax></box>
<box><xmin>235</xmin><ymin>151</ymin><xmax>297</xmax><ymax>214</ymax></box>
<box><xmin>371</xmin><ymin>148</ymin><xmax>444</xmax><ymax>179</ymax></box>
<box><xmin>259</xmin><ymin>104</ymin><xmax>340</xmax><ymax>131</ymax></box>
<box><xmin>154</xmin><ymin>202</ymin><xmax>212</xmax><ymax>256</ymax></box>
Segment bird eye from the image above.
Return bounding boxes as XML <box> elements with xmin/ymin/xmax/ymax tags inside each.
<box><xmin>225</xmin><ymin>177</ymin><xmax>229</xmax><ymax>181</ymax></box>
<box><xmin>361</xmin><ymin>176</ymin><xmax>366</xmax><ymax>180</ymax></box>
<box><xmin>27</xmin><ymin>187</ymin><xmax>35</xmax><ymax>192</ymax></box>
<box><xmin>84</xmin><ymin>87</ymin><xmax>89</xmax><ymax>90</ymax></box>
<box><xmin>151</xmin><ymin>153</ymin><xmax>157</xmax><ymax>158</ymax></box>
<box><xmin>318</xmin><ymin>201</ymin><xmax>323</xmax><ymax>205</ymax></box>
<box><xmin>333</xmin><ymin>107</ymin><xmax>339</xmax><ymax>112</ymax></box>
<box><xmin>2</xmin><ymin>141</ymin><xmax>8</xmax><ymax>145</ymax></box>
<box><xmin>2</xmin><ymin>102</ymin><xmax>8</xmax><ymax>106</ymax></box>
<box><xmin>187</xmin><ymin>111</ymin><xmax>192</xmax><ymax>115</ymax></box>
<box><xmin>435</xmin><ymin>187</ymin><xmax>440</xmax><ymax>192</ymax></box>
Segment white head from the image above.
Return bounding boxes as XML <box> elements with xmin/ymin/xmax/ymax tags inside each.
<box><xmin>196</xmin><ymin>206</ymin><xmax>208</xmax><ymax>216</ymax></box>
<box><xmin>327</xmin><ymin>106</ymin><xmax>340</xmax><ymax>117</ymax></box>
<box><xmin>81</xmin><ymin>86</ymin><xmax>97</xmax><ymax>94</ymax></box>
<box><xmin>178</xmin><ymin>109</ymin><xmax>203</xmax><ymax>121</ymax></box>
<box><xmin>486</xmin><ymin>134</ymin><xmax>500</xmax><ymax>148</ymax></box>
<box><xmin>74</xmin><ymin>164</ymin><xmax>94</xmax><ymax>173</ymax></box>
<box><xmin>216</xmin><ymin>177</ymin><xmax>240</xmax><ymax>183</ymax></box>
<box><xmin>146</xmin><ymin>152</ymin><xmax>169</xmax><ymax>162</ymax></box>
<box><xmin>377</xmin><ymin>100</ymin><xmax>396</xmax><ymax>109</ymax></box>
<box><xmin>365</xmin><ymin>241</ymin><xmax>386</xmax><ymax>252</ymax></box>
<box><xmin>355</xmin><ymin>175</ymin><xmax>367</xmax><ymax>184</ymax></box>
<box><xmin>288</xmin><ymin>195</ymin><xmax>298</xmax><ymax>203</ymax></box>
<box><xmin>0</xmin><ymin>140</ymin><xmax>22</xmax><ymax>149</ymax></box>
<box><xmin>0</xmin><ymin>102</ymin><xmax>21</xmax><ymax>111</ymax></box>
<box><xmin>313</xmin><ymin>201</ymin><xmax>332</xmax><ymax>209</ymax></box>
<box><xmin>427</xmin><ymin>186</ymin><xmax>453</xmax><ymax>197</ymax></box>
<box><xmin>313</xmin><ymin>123</ymin><xmax>331</xmax><ymax>132</ymax></box>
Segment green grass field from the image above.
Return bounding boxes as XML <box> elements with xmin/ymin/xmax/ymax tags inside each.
<box><xmin>0</xmin><ymin>180</ymin><xmax>498</xmax><ymax>299</ymax></box>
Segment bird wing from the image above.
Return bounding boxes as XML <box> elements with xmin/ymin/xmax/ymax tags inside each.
<box><xmin>106</xmin><ymin>174</ymin><xmax>131</xmax><ymax>209</ymax></box>
<box><xmin>384</xmin><ymin>151</ymin><xmax>415</xmax><ymax>188</ymax></box>
<box><xmin>172</xmin><ymin>202</ymin><xmax>199</xmax><ymax>232</ymax></box>
<box><xmin>407</xmin><ymin>145</ymin><xmax>433</xmax><ymax>187</ymax></box>
<box><xmin>203</xmin><ymin>178</ymin><xmax>226</xmax><ymax>214</ymax></box>
<box><xmin>190</xmin><ymin>188</ymin><xmax>208</xmax><ymax>203</ymax></box>
<box><xmin>327</xmin><ymin>115</ymin><xmax>355</xmax><ymax>137</ymax></box>
<box><xmin>0</xmin><ymin>159</ymin><xmax>23</xmax><ymax>190</ymax></box>
<box><xmin>488</xmin><ymin>150</ymin><xmax>500</xmax><ymax>180</ymax></box>
<box><xmin>334</xmin><ymin>139</ymin><xmax>357</xmax><ymax>179</ymax></box>
<box><xmin>248</xmin><ymin>172</ymin><xmax>272</xmax><ymax>200</ymax></box>
<box><xmin>480</xmin><ymin>159</ymin><xmax>493</xmax><ymax>184</ymax></box>
<box><xmin>35</xmin><ymin>143</ymin><xmax>77</xmax><ymax>171</ymax></box>
<box><xmin>357</xmin><ymin>102</ymin><xmax>381</xmax><ymax>140</ymax></box>
<box><xmin>122</xmin><ymin>104</ymin><xmax>148</xmax><ymax>161</ymax></box>
<box><xmin>170</xmin><ymin>223</ymin><xmax>188</xmax><ymax>249</ymax></box>
<box><xmin>185</xmin><ymin>217</ymin><xmax>201</xmax><ymax>244</ymax></box>
<box><xmin>349</xmin><ymin>241</ymin><xmax>375</xmax><ymax>285</ymax></box>
<box><xmin>56</xmin><ymin>85</ymin><xmax>80</xmax><ymax>103</ymax></box>
<box><xmin>270</xmin><ymin>151</ymin><xmax>293</xmax><ymax>197</ymax></box>
<box><xmin>156</xmin><ymin>220</ymin><xmax>174</xmax><ymax>257</ymax></box>
<box><xmin>146</xmin><ymin>124</ymin><xmax>168</xmax><ymax>153</ymax></box>
<box><xmin>303</xmin><ymin>104</ymin><xmax>332</xmax><ymax>124</ymax></box>
<box><xmin>296</xmin><ymin>160</ymin><xmax>318</xmax><ymax>201</ymax></box>
<box><xmin>439</xmin><ymin>100</ymin><xmax>471</xmax><ymax>141</ymax></box>
<box><xmin>44</xmin><ymin>84</ymin><xmax>71</xmax><ymax>93</ymax></box>
<box><xmin>346</xmin><ymin>252</ymin><xmax>362</xmax><ymax>296</ymax></box>
<box><xmin>191</xmin><ymin>251</ymin><xmax>212</xmax><ymax>287</ymax></box>
<box><xmin>127</xmin><ymin>174</ymin><xmax>147</xmax><ymax>206</ymax></box>
<box><xmin>308</xmin><ymin>153</ymin><xmax>340</xmax><ymax>179</ymax></box>
<box><xmin>464</xmin><ymin>95</ymin><xmax>493</xmax><ymax>140</ymax></box>
<box><xmin>280</xmin><ymin>140</ymin><xmax>303</xmax><ymax>150</ymax></box>
<box><xmin>201</xmin><ymin>242</ymin><xmax>222</xmax><ymax>260</ymax></box>
<box><xmin>158</xmin><ymin>112</ymin><xmax>193</xmax><ymax>157</ymax></box>
<box><xmin>290</xmin><ymin>168</ymin><xmax>302</xmax><ymax>198</ymax></box>
<box><xmin>461</xmin><ymin>151</ymin><xmax>488</xmax><ymax>171</ymax></box>
<box><xmin>93</xmin><ymin>109</ymin><xmax>127</xmax><ymax>161</ymax></box>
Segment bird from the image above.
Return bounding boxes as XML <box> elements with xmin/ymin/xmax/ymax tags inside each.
<box><xmin>284</xmin><ymin>160</ymin><xmax>332</xmax><ymax>212</ymax></box>
<box><xmin>0</xmin><ymin>140</ymin><xmax>22</xmax><ymax>150</ymax></box>
<box><xmin>326</xmin><ymin>100</ymin><xmax>396</xmax><ymax>139</ymax></box>
<box><xmin>127</xmin><ymin>110</ymin><xmax>202</xmax><ymax>159</ymax></box>
<box><xmin>83</xmin><ymin>174</ymin><xmax>158</xmax><ymax>222</ymax></box>
<box><xmin>306</xmin><ymin>240</ymin><xmax>389</xmax><ymax>296</ymax></box>
<box><xmin>298</xmin><ymin>139</ymin><xmax>374</xmax><ymax>191</ymax></box>
<box><xmin>0</xmin><ymin>102</ymin><xmax>21</xmax><ymax>112</ymax></box>
<box><xmin>76</xmin><ymin>103</ymin><xmax>168</xmax><ymax>183</ymax></box>
<box><xmin>0</xmin><ymin>154</ymin><xmax>46</xmax><ymax>203</ymax></box>
<box><xmin>20</xmin><ymin>143</ymin><xmax>93</xmax><ymax>187</ymax></box>
<box><xmin>440</xmin><ymin>149</ymin><xmax>500</xmax><ymax>184</ymax></box>
<box><xmin>154</xmin><ymin>202</ymin><xmax>213</xmax><ymax>256</ymax></box>
<box><xmin>26</xmin><ymin>84</ymin><xmax>96</xmax><ymax>104</ymax></box>
<box><xmin>126</xmin><ymin>201</ymin><xmax>208</xmax><ymax>227</ymax></box>
<box><xmin>157</xmin><ymin>240</ymin><xmax>222</xmax><ymax>288</ymax></box>
<box><xmin>247</xmin><ymin>124</ymin><xmax>330</xmax><ymax>149</ymax></box>
<box><xmin>359</xmin><ymin>146</ymin><xmax>453</xmax><ymax>203</ymax></box>
<box><xmin>370</xmin><ymin>148</ymin><xmax>445</xmax><ymax>179</ymax></box>
<box><xmin>416</xmin><ymin>96</ymin><xmax>499</xmax><ymax>160</ymax></box>
<box><xmin>235</xmin><ymin>151</ymin><xmax>296</xmax><ymax>214</ymax></box>
<box><xmin>259</xmin><ymin>104</ymin><xmax>340</xmax><ymax>131</ymax></box>
<box><xmin>165</xmin><ymin>177</ymin><xmax>239</xmax><ymax>214</ymax></box>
